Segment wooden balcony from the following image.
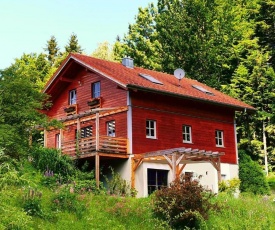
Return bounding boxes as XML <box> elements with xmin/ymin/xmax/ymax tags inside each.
<box><xmin>61</xmin><ymin>136</ymin><xmax>128</xmax><ymax>157</ymax></box>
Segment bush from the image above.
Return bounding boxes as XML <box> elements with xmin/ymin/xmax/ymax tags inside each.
<box><xmin>23</xmin><ymin>188</ymin><xmax>43</xmax><ymax>217</ymax></box>
<box><xmin>51</xmin><ymin>185</ymin><xmax>86</xmax><ymax>219</ymax></box>
<box><xmin>219</xmin><ymin>177</ymin><xmax>240</xmax><ymax>195</ymax></box>
<box><xmin>267</xmin><ymin>173</ymin><xmax>275</xmax><ymax>191</ymax></box>
<box><xmin>104</xmin><ymin>167</ymin><xmax>136</xmax><ymax>197</ymax></box>
<box><xmin>153</xmin><ymin>174</ymin><xmax>216</xmax><ymax>229</ymax></box>
<box><xmin>30</xmin><ymin>146</ymin><xmax>75</xmax><ymax>178</ymax></box>
<box><xmin>239</xmin><ymin>150</ymin><xmax>270</xmax><ymax>195</ymax></box>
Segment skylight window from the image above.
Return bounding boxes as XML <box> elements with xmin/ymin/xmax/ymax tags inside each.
<box><xmin>192</xmin><ymin>85</ymin><xmax>214</xmax><ymax>96</ymax></box>
<box><xmin>139</xmin><ymin>73</ymin><xmax>163</xmax><ymax>85</ymax></box>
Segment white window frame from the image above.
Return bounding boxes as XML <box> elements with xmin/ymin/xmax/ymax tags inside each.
<box><xmin>92</xmin><ymin>81</ymin><xmax>100</xmax><ymax>98</ymax></box>
<box><xmin>55</xmin><ymin>133</ymin><xmax>61</xmax><ymax>149</ymax></box>
<box><xmin>107</xmin><ymin>120</ymin><xmax>116</xmax><ymax>137</ymax></box>
<box><xmin>69</xmin><ymin>89</ymin><xmax>77</xmax><ymax>105</ymax></box>
<box><xmin>183</xmin><ymin>125</ymin><xmax>192</xmax><ymax>143</ymax></box>
<box><xmin>146</xmin><ymin>120</ymin><xmax>156</xmax><ymax>139</ymax></box>
<box><xmin>215</xmin><ymin>130</ymin><xmax>224</xmax><ymax>147</ymax></box>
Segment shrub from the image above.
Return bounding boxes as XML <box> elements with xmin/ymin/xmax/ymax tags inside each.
<box><xmin>30</xmin><ymin>146</ymin><xmax>75</xmax><ymax>178</ymax></box>
<box><xmin>104</xmin><ymin>167</ymin><xmax>136</xmax><ymax>197</ymax></box>
<box><xmin>267</xmin><ymin>173</ymin><xmax>275</xmax><ymax>191</ymax></box>
<box><xmin>22</xmin><ymin>188</ymin><xmax>43</xmax><ymax>217</ymax></box>
<box><xmin>219</xmin><ymin>177</ymin><xmax>240</xmax><ymax>195</ymax></box>
<box><xmin>51</xmin><ymin>185</ymin><xmax>86</xmax><ymax>219</ymax></box>
<box><xmin>0</xmin><ymin>149</ymin><xmax>30</xmax><ymax>189</ymax></box>
<box><xmin>153</xmin><ymin>174</ymin><xmax>216</xmax><ymax>229</ymax></box>
<box><xmin>239</xmin><ymin>150</ymin><xmax>270</xmax><ymax>195</ymax></box>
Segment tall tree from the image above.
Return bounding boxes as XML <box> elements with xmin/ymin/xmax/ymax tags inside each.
<box><xmin>0</xmin><ymin>55</ymin><xmax>50</xmax><ymax>158</ymax></box>
<box><xmin>255</xmin><ymin>0</ymin><xmax>275</xmax><ymax>69</ymax></box>
<box><xmin>156</xmin><ymin>0</ymin><xmax>260</xmax><ymax>88</ymax></box>
<box><xmin>91</xmin><ymin>41</ymin><xmax>115</xmax><ymax>61</ymax></box>
<box><xmin>114</xmin><ymin>4</ymin><xmax>162</xmax><ymax>70</ymax></box>
<box><xmin>223</xmin><ymin>49</ymin><xmax>275</xmax><ymax>171</ymax></box>
<box><xmin>65</xmin><ymin>33</ymin><xmax>83</xmax><ymax>54</ymax></box>
<box><xmin>44</xmin><ymin>36</ymin><xmax>60</xmax><ymax>66</ymax></box>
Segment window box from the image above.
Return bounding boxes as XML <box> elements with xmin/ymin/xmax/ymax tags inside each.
<box><xmin>64</xmin><ymin>104</ymin><xmax>77</xmax><ymax>115</ymax></box>
<box><xmin>87</xmin><ymin>97</ymin><xmax>101</xmax><ymax>108</ymax></box>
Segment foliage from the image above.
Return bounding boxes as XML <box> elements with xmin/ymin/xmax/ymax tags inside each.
<box><xmin>239</xmin><ymin>150</ymin><xmax>270</xmax><ymax>194</ymax></box>
<box><xmin>104</xmin><ymin>167</ymin><xmax>137</xmax><ymax>197</ymax></box>
<box><xmin>267</xmin><ymin>172</ymin><xmax>275</xmax><ymax>191</ymax></box>
<box><xmin>153</xmin><ymin>174</ymin><xmax>216</xmax><ymax>229</ymax></box>
<box><xmin>114</xmin><ymin>4</ymin><xmax>162</xmax><ymax>70</ymax></box>
<box><xmin>0</xmin><ymin>149</ymin><xmax>31</xmax><ymax>189</ymax></box>
<box><xmin>64</xmin><ymin>33</ymin><xmax>83</xmax><ymax>54</ymax></box>
<box><xmin>22</xmin><ymin>188</ymin><xmax>43</xmax><ymax>217</ymax></box>
<box><xmin>51</xmin><ymin>184</ymin><xmax>87</xmax><ymax>219</ymax></box>
<box><xmin>0</xmin><ymin>202</ymin><xmax>33</xmax><ymax>230</ymax></box>
<box><xmin>91</xmin><ymin>41</ymin><xmax>115</xmax><ymax>61</ymax></box>
<box><xmin>207</xmin><ymin>192</ymin><xmax>275</xmax><ymax>229</ymax></box>
<box><xmin>218</xmin><ymin>177</ymin><xmax>240</xmax><ymax>195</ymax></box>
<box><xmin>44</xmin><ymin>35</ymin><xmax>60</xmax><ymax>66</ymax></box>
<box><xmin>223</xmin><ymin>50</ymin><xmax>275</xmax><ymax>167</ymax></box>
<box><xmin>30</xmin><ymin>146</ymin><xmax>76</xmax><ymax>179</ymax></box>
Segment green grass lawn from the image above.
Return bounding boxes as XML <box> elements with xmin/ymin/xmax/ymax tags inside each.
<box><xmin>1</xmin><ymin>163</ymin><xmax>275</xmax><ymax>230</ymax></box>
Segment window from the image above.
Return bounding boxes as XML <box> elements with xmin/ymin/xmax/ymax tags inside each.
<box><xmin>192</xmin><ymin>85</ymin><xmax>214</xmax><ymax>96</ymax></box>
<box><xmin>69</xmin><ymin>89</ymin><xmax>77</xmax><ymax>105</ymax></box>
<box><xmin>215</xmin><ymin>130</ymin><xmax>224</xmax><ymax>147</ymax></box>
<box><xmin>139</xmin><ymin>73</ymin><xmax>163</xmax><ymax>85</ymax></box>
<box><xmin>183</xmin><ymin>125</ymin><xmax>192</xmax><ymax>143</ymax></box>
<box><xmin>92</xmin><ymin>82</ymin><xmax>100</xmax><ymax>98</ymax></box>
<box><xmin>107</xmin><ymin>121</ymin><xmax>115</xmax><ymax>137</ymax></box>
<box><xmin>147</xmin><ymin>169</ymin><xmax>168</xmax><ymax>195</ymax></box>
<box><xmin>146</xmin><ymin>120</ymin><xmax>156</xmax><ymax>138</ymax></box>
<box><xmin>55</xmin><ymin>133</ymin><xmax>61</xmax><ymax>149</ymax></box>
<box><xmin>75</xmin><ymin>126</ymin><xmax>93</xmax><ymax>139</ymax></box>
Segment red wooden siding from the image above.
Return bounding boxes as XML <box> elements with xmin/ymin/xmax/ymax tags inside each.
<box><xmin>130</xmin><ymin>91</ymin><xmax>237</xmax><ymax>164</ymax></box>
<box><xmin>45</xmin><ymin>68</ymin><xmax>127</xmax><ymax>119</ymax></box>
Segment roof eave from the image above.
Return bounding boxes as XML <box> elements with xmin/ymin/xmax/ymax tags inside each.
<box><xmin>126</xmin><ymin>84</ymin><xmax>256</xmax><ymax>113</ymax></box>
<box><xmin>43</xmin><ymin>55</ymin><xmax>127</xmax><ymax>94</ymax></box>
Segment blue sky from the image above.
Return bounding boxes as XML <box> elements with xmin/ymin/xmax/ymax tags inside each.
<box><xmin>0</xmin><ymin>0</ymin><xmax>157</xmax><ymax>70</ymax></box>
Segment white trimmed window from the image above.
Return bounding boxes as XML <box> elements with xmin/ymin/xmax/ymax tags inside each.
<box><xmin>146</xmin><ymin>120</ymin><xmax>156</xmax><ymax>138</ymax></box>
<box><xmin>55</xmin><ymin>133</ymin><xmax>61</xmax><ymax>149</ymax></box>
<box><xmin>92</xmin><ymin>82</ymin><xmax>100</xmax><ymax>98</ymax></box>
<box><xmin>69</xmin><ymin>89</ymin><xmax>77</xmax><ymax>105</ymax></box>
<box><xmin>183</xmin><ymin>125</ymin><xmax>192</xmax><ymax>143</ymax></box>
<box><xmin>215</xmin><ymin>130</ymin><xmax>224</xmax><ymax>147</ymax></box>
<box><xmin>107</xmin><ymin>120</ymin><xmax>116</xmax><ymax>137</ymax></box>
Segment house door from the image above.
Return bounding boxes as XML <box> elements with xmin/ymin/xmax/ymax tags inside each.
<box><xmin>147</xmin><ymin>169</ymin><xmax>168</xmax><ymax>195</ymax></box>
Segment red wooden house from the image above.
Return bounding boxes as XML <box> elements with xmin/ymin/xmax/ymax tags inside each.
<box><xmin>43</xmin><ymin>53</ymin><xmax>254</xmax><ymax>197</ymax></box>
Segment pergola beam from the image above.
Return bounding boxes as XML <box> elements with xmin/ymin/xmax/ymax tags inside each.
<box><xmin>131</xmin><ymin>147</ymin><xmax>225</xmax><ymax>188</ymax></box>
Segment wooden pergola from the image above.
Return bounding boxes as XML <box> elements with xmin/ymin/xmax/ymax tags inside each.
<box><xmin>131</xmin><ymin>147</ymin><xmax>225</xmax><ymax>188</ymax></box>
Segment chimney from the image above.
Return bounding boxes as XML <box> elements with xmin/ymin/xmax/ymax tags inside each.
<box><xmin>122</xmin><ymin>57</ymin><xmax>134</xmax><ymax>68</ymax></box>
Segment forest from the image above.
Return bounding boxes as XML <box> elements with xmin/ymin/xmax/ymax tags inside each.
<box><xmin>0</xmin><ymin>0</ymin><xmax>275</xmax><ymax>229</ymax></box>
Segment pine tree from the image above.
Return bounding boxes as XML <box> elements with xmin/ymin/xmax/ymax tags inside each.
<box><xmin>65</xmin><ymin>33</ymin><xmax>83</xmax><ymax>53</ymax></box>
<box><xmin>44</xmin><ymin>36</ymin><xmax>59</xmax><ymax>66</ymax></box>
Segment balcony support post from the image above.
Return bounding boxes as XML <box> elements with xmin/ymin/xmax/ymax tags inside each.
<box><xmin>96</xmin><ymin>153</ymin><xmax>100</xmax><ymax>188</ymax></box>
<box><xmin>95</xmin><ymin>111</ymin><xmax>100</xmax><ymax>187</ymax></box>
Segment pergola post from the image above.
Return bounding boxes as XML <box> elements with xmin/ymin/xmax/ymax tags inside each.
<box><xmin>172</xmin><ymin>153</ymin><xmax>177</xmax><ymax>181</ymax></box>
<box><xmin>43</xmin><ymin>129</ymin><xmax>47</xmax><ymax>147</ymax></box>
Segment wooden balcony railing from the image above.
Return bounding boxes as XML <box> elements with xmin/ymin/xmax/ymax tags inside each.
<box><xmin>61</xmin><ymin>136</ymin><xmax>128</xmax><ymax>157</ymax></box>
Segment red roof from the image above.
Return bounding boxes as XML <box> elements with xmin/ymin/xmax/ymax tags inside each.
<box><xmin>44</xmin><ymin>53</ymin><xmax>255</xmax><ymax>112</ymax></box>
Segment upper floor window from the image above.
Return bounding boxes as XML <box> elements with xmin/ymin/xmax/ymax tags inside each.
<box><xmin>183</xmin><ymin>125</ymin><xmax>192</xmax><ymax>143</ymax></box>
<box><xmin>146</xmin><ymin>120</ymin><xmax>156</xmax><ymax>139</ymax></box>
<box><xmin>92</xmin><ymin>82</ymin><xmax>101</xmax><ymax>98</ymax></box>
<box><xmin>107</xmin><ymin>120</ymin><xmax>116</xmax><ymax>137</ymax></box>
<box><xmin>215</xmin><ymin>130</ymin><xmax>224</xmax><ymax>147</ymax></box>
<box><xmin>69</xmin><ymin>89</ymin><xmax>77</xmax><ymax>105</ymax></box>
